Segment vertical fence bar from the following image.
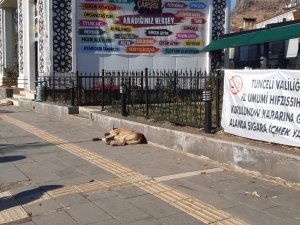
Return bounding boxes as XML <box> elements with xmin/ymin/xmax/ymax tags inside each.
<box><xmin>77</xmin><ymin>71</ymin><xmax>81</xmax><ymax>106</ymax></box>
<box><xmin>145</xmin><ymin>68</ymin><xmax>149</xmax><ymax>118</ymax></box>
<box><xmin>215</xmin><ymin>70</ymin><xmax>221</xmax><ymax>130</ymax></box>
<box><xmin>71</xmin><ymin>81</ymin><xmax>75</xmax><ymax>106</ymax></box>
<box><xmin>52</xmin><ymin>72</ymin><xmax>56</xmax><ymax>102</ymax></box>
<box><xmin>101</xmin><ymin>69</ymin><xmax>105</xmax><ymax>111</ymax></box>
<box><xmin>128</xmin><ymin>76</ymin><xmax>132</xmax><ymax>108</ymax></box>
<box><xmin>140</xmin><ymin>70</ymin><xmax>144</xmax><ymax>114</ymax></box>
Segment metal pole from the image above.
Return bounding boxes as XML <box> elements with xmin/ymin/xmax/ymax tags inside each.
<box><xmin>203</xmin><ymin>89</ymin><xmax>212</xmax><ymax>133</ymax></box>
<box><xmin>120</xmin><ymin>83</ymin><xmax>127</xmax><ymax>116</ymax></box>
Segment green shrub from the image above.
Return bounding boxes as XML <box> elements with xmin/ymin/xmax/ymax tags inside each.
<box><xmin>3</xmin><ymin>65</ymin><xmax>18</xmax><ymax>87</ymax></box>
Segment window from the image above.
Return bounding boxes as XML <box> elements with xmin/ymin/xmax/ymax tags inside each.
<box><xmin>269</xmin><ymin>41</ymin><xmax>284</xmax><ymax>57</ymax></box>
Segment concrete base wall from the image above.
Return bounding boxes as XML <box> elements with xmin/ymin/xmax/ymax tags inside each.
<box><xmin>0</xmin><ymin>87</ymin><xmax>13</xmax><ymax>99</ymax></box>
<box><xmin>18</xmin><ymin>99</ymin><xmax>79</xmax><ymax>118</ymax></box>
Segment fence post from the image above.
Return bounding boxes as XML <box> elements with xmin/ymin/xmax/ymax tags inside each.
<box><xmin>101</xmin><ymin>69</ymin><xmax>105</xmax><ymax>111</ymax></box>
<box><xmin>71</xmin><ymin>81</ymin><xmax>75</xmax><ymax>106</ymax></box>
<box><xmin>76</xmin><ymin>71</ymin><xmax>81</xmax><ymax>106</ymax></box>
<box><xmin>120</xmin><ymin>80</ymin><xmax>127</xmax><ymax>116</ymax></box>
<box><xmin>128</xmin><ymin>77</ymin><xmax>132</xmax><ymax>106</ymax></box>
<box><xmin>215</xmin><ymin>70</ymin><xmax>221</xmax><ymax>130</ymax></box>
<box><xmin>52</xmin><ymin>72</ymin><xmax>56</xmax><ymax>102</ymax></box>
<box><xmin>203</xmin><ymin>88</ymin><xmax>212</xmax><ymax>133</ymax></box>
<box><xmin>145</xmin><ymin>68</ymin><xmax>149</xmax><ymax>118</ymax></box>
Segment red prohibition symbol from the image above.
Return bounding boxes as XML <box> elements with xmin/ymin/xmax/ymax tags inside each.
<box><xmin>229</xmin><ymin>75</ymin><xmax>243</xmax><ymax>95</ymax></box>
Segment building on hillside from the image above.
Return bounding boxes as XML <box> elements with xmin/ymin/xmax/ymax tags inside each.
<box><xmin>203</xmin><ymin>1</ymin><xmax>300</xmax><ymax>69</ymax></box>
<box><xmin>0</xmin><ymin>0</ymin><xmax>231</xmax><ymax>95</ymax></box>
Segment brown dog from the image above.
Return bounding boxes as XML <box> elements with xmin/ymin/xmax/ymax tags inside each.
<box><xmin>93</xmin><ymin>128</ymin><xmax>147</xmax><ymax>146</ymax></box>
<box><xmin>0</xmin><ymin>100</ymin><xmax>13</xmax><ymax>106</ymax></box>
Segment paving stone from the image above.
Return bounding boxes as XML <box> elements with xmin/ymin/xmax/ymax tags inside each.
<box><xmin>86</xmin><ymin>189</ymin><xmax>120</xmax><ymax>202</ymax></box>
<box><xmin>29</xmin><ymin>152</ymin><xmax>60</xmax><ymax>163</ymax></box>
<box><xmin>262</xmin><ymin>205</ymin><xmax>300</xmax><ymax>222</ymax></box>
<box><xmin>23</xmin><ymin>199</ymin><xmax>62</xmax><ymax>216</ymax></box>
<box><xmin>21</xmin><ymin>222</ymin><xmax>36</xmax><ymax>225</ymax></box>
<box><xmin>87</xmin><ymin>219</ymin><xmax>123</xmax><ymax>225</ymax></box>
<box><xmin>66</xmin><ymin>202</ymin><xmax>112</xmax><ymax>225</ymax></box>
<box><xmin>112</xmin><ymin>185</ymin><xmax>148</xmax><ymax>199</ymax></box>
<box><xmin>55</xmin><ymin>193</ymin><xmax>90</xmax><ymax>207</ymax></box>
<box><xmin>13</xmin><ymin>185</ymin><xmax>62</xmax><ymax>205</ymax></box>
<box><xmin>59</xmin><ymin>154</ymin><xmax>91</xmax><ymax>166</ymax></box>
<box><xmin>75</xmin><ymin>163</ymin><xmax>116</xmax><ymax>180</ymax></box>
<box><xmin>227</xmin><ymin>193</ymin><xmax>279</xmax><ymax>211</ymax></box>
<box><xmin>42</xmin><ymin>175</ymin><xmax>92</xmax><ymax>187</ymax></box>
<box><xmin>0</xmin><ymin>154</ymin><xmax>34</xmax><ymax>164</ymax></box>
<box><xmin>129</xmin><ymin>194</ymin><xmax>182</xmax><ymax>218</ymax></box>
<box><xmin>226</xmin><ymin>204</ymin><xmax>295</xmax><ymax>225</ymax></box>
<box><xmin>158</xmin><ymin>213</ymin><xmax>206</xmax><ymax>225</ymax></box>
<box><xmin>54</xmin><ymin>166</ymin><xmax>85</xmax><ymax>180</ymax></box>
<box><xmin>164</xmin><ymin>179</ymin><xmax>239</xmax><ymax>210</ymax></box>
<box><xmin>32</xmin><ymin>210</ymin><xmax>77</xmax><ymax>225</ymax></box>
<box><xmin>127</xmin><ymin>217</ymin><xmax>165</xmax><ymax>225</ymax></box>
<box><xmin>94</xmin><ymin>196</ymin><xmax>151</xmax><ymax>223</ymax></box>
<box><xmin>0</xmin><ymin>166</ymin><xmax>29</xmax><ymax>183</ymax></box>
<box><xmin>268</xmin><ymin>187</ymin><xmax>300</xmax><ymax>210</ymax></box>
<box><xmin>217</xmin><ymin>184</ymin><xmax>280</xmax><ymax>210</ymax></box>
<box><xmin>15</xmin><ymin>162</ymin><xmax>61</xmax><ymax>183</ymax></box>
<box><xmin>8</xmin><ymin>184</ymin><xmax>39</xmax><ymax>196</ymax></box>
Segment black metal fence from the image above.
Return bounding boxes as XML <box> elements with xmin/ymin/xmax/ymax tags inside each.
<box><xmin>39</xmin><ymin>69</ymin><xmax>223</xmax><ymax>131</ymax></box>
<box><xmin>39</xmin><ymin>73</ymin><xmax>77</xmax><ymax>106</ymax></box>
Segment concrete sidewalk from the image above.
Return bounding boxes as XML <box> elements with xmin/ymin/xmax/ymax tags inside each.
<box><xmin>14</xmin><ymin>98</ymin><xmax>300</xmax><ymax>185</ymax></box>
<box><xmin>0</xmin><ymin>106</ymin><xmax>300</xmax><ymax>225</ymax></box>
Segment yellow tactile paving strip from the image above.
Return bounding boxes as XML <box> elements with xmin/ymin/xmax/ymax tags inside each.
<box><xmin>16</xmin><ymin>178</ymin><xmax>130</xmax><ymax>206</ymax></box>
<box><xmin>17</xmin><ymin>169</ymin><xmax>224</xmax><ymax>207</ymax></box>
<box><xmin>0</xmin><ymin>115</ymin><xmax>250</xmax><ymax>225</ymax></box>
<box><xmin>0</xmin><ymin>192</ymin><xmax>30</xmax><ymax>224</ymax></box>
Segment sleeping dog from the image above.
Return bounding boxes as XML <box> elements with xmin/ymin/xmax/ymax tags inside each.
<box><xmin>92</xmin><ymin>128</ymin><xmax>147</xmax><ymax>146</ymax></box>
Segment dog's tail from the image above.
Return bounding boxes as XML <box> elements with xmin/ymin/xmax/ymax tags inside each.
<box><xmin>92</xmin><ymin>137</ymin><xmax>101</xmax><ymax>141</ymax></box>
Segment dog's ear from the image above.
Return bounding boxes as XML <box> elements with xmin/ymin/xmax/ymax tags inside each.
<box><xmin>113</xmin><ymin>124</ymin><xmax>117</xmax><ymax>130</ymax></box>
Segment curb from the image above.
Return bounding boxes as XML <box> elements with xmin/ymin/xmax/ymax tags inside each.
<box><xmin>16</xmin><ymin>99</ymin><xmax>300</xmax><ymax>184</ymax></box>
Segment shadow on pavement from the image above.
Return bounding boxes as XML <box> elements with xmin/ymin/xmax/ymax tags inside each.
<box><xmin>0</xmin><ymin>140</ymin><xmax>96</xmax><ymax>153</ymax></box>
<box><xmin>0</xmin><ymin>155</ymin><xmax>26</xmax><ymax>163</ymax></box>
<box><xmin>0</xmin><ymin>142</ymin><xmax>57</xmax><ymax>153</ymax></box>
<box><xmin>0</xmin><ymin>109</ymin><xmax>14</xmax><ymax>113</ymax></box>
<box><xmin>0</xmin><ymin>185</ymin><xmax>63</xmax><ymax>211</ymax></box>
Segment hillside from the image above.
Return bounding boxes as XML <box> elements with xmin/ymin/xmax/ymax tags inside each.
<box><xmin>231</xmin><ymin>0</ymin><xmax>289</xmax><ymax>31</ymax></box>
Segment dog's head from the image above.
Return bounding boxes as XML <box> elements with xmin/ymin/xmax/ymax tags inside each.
<box><xmin>104</xmin><ymin>132</ymin><xmax>111</xmax><ymax>136</ymax></box>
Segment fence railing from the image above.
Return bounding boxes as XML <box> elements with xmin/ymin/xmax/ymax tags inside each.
<box><xmin>38</xmin><ymin>73</ymin><xmax>77</xmax><ymax>106</ymax></box>
<box><xmin>39</xmin><ymin>69</ymin><xmax>223</xmax><ymax>132</ymax></box>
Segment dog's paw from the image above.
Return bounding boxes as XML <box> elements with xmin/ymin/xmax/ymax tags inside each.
<box><xmin>92</xmin><ymin>137</ymin><xmax>101</xmax><ymax>141</ymax></box>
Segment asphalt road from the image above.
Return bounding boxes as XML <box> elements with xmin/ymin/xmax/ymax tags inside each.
<box><xmin>0</xmin><ymin>106</ymin><xmax>299</xmax><ymax>225</ymax></box>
